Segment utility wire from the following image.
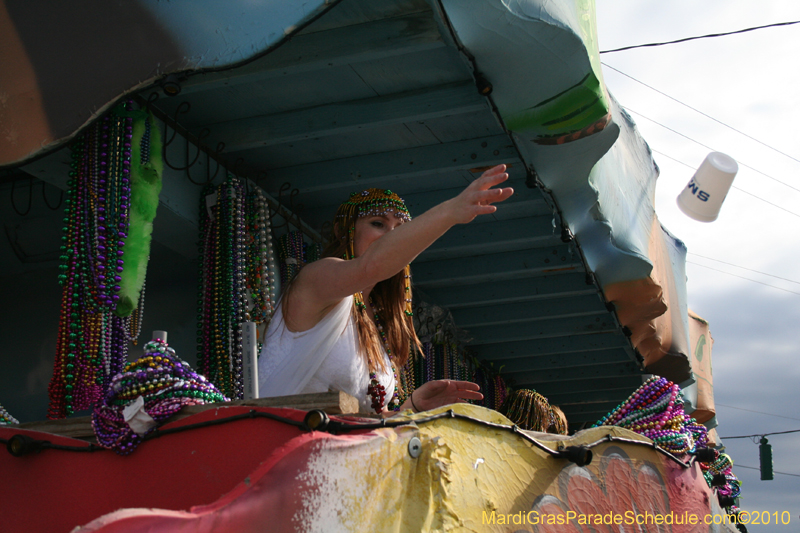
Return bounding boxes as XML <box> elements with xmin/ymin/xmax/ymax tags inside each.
<box><xmin>653</xmin><ymin>148</ymin><xmax>800</xmax><ymax>219</ymax></box>
<box><xmin>733</xmin><ymin>464</ymin><xmax>800</xmax><ymax>478</ymax></box>
<box><xmin>625</xmin><ymin>107</ymin><xmax>800</xmax><ymax>195</ymax></box>
<box><xmin>688</xmin><ymin>254</ymin><xmax>800</xmax><ymax>287</ymax></box>
<box><xmin>600</xmin><ymin>20</ymin><xmax>800</xmax><ymax>54</ymax></box>
<box><xmin>716</xmin><ymin>403</ymin><xmax>800</xmax><ymax>422</ymax></box>
<box><xmin>686</xmin><ymin>262</ymin><xmax>800</xmax><ymax>297</ymax></box>
<box><xmin>721</xmin><ymin>428</ymin><xmax>800</xmax><ymax>439</ymax></box>
<box><xmin>602</xmin><ymin>62</ymin><xmax>800</xmax><ymax>165</ymax></box>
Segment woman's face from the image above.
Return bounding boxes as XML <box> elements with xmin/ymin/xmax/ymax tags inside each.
<box><xmin>352</xmin><ymin>212</ymin><xmax>405</xmax><ymax>257</ymax></box>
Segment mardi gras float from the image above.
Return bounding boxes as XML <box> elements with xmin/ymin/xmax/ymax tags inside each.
<box><xmin>1</xmin><ymin>0</ymin><xmax>741</xmax><ymax>531</ymax></box>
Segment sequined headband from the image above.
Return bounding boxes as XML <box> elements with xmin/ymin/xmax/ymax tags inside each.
<box><xmin>336</xmin><ymin>189</ymin><xmax>411</xmax><ymax>222</ymax></box>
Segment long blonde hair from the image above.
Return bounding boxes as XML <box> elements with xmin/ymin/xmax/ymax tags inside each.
<box><xmin>321</xmin><ymin>189</ymin><xmax>422</xmax><ymax>374</ymax></box>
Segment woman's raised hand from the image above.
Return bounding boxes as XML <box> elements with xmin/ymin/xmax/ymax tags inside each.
<box><xmin>406</xmin><ymin>379</ymin><xmax>484</xmax><ymax>412</ymax></box>
<box><xmin>446</xmin><ymin>164</ymin><xmax>514</xmax><ymax>224</ymax></box>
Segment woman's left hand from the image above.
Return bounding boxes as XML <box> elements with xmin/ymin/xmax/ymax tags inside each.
<box><xmin>403</xmin><ymin>380</ymin><xmax>483</xmax><ymax>413</ymax></box>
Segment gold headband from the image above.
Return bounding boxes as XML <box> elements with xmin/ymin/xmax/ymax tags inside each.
<box><xmin>336</xmin><ymin>189</ymin><xmax>411</xmax><ymax>223</ymax></box>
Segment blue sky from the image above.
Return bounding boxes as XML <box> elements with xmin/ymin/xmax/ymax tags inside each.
<box><xmin>596</xmin><ymin>1</ymin><xmax>800</xmax><ymax>528</ymax></box>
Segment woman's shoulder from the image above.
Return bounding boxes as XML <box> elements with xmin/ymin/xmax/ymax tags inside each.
<box><xmin>272</xmin><ymin>293</ymin><xmax>354</xmax><ymax>336</ymax></box>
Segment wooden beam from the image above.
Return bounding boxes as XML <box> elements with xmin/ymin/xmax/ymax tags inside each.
<box><xmin>17</xmin><ymin>390</ymin><xmax>359</xmax><ymax>441</ymax></box>
<box><xmin>450</xmin><ymin>294</ymin><xmax>606</xmax><ymax>328</ymax></box>
<box><xmin>472</xmin><ymin>332</ymin><xmax>630</xmax><ymax>360</ymax></box>
<box><xmin>541</xmin><ymin>386</ymin><xmax>642</xmax><ymax>406</ymax></box>
<box><xmin>180</xmin><ymin>11</ymin><xmax>446</xmax><ymax>96</ymax></box>
<box><xmin>205</xmin><ymin>82</ymin><xmax>488</xmax><ymax>152</ymax></box>
<box><xmin>418</xmin><ymin>272</ymin><xmax>596</xmax><ymax>309</ymax></box>
<box><xmin>260</xmin><ymin>134</ymin><xmax>518</xmax><ymax>195</ymax></box>
<box><xmin>466</xmin><ymin>314</ymin><xmax>617</xmax><ymax>345</ymax></box>
<box><xmin>488</xmin><ymin>349</ymin><xmax>634</xmax><ymax>375</ymax></box>
<box><xmin>412</xmin><ymin>244</ymin><xmax>583</xmax><ymax>287</ymax></box>
<box><xmin>400</xmin><ymin>182</ymin><xmax>553</xmax><ymax>223</ymax></box>
<box><xmin>507</xmin><ymin>359</ymin><xmax>643</xmax><ymax>384</ymax></box>
<box><xmin>559</xmin><ymin>402</ymin><xmax>621</xmax><ymax>417</ymax></box>
<box><xmin>529</xmin><ymin>376</ymin><xmax>644</xmax><ymax>399</ymax></box>
<box><xmin>416</xmin><ymin>216</ymin><xmax>562</xmax><ymax>263</ymax></box>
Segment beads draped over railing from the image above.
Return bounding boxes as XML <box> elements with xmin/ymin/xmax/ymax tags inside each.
<box><xmin>592</xmin><ymin>376</ymin><xmax>742</xmax><ymax>511</ymax></box>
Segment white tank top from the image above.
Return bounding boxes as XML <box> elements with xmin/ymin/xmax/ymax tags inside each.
<box><xmin>257</xmin><ymin>295</ymin><xmax>396</xmax><ymax>414</ymax></box>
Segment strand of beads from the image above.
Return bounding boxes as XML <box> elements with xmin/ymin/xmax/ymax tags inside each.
<box><xmin>399</xmin><ymin>351</ymin><xmax>416</xmax><ymax>405</ymax></box>
<box><xmin>367</xmin><ymin>296</ymin><xmax>400</xmax><ymax>413</ymax></box>
<box><xmin>593</xmin><ymin>376</ymin><xmax>708</xmax><ymax>455</ymax></box>
<box><xmin>501</xmin><ymin>389</ymin><xmax>552</xmax><ymax>431</ymax></box>
<box><xmin>229</xmin><ymin>178</ymin><xmax>247</xmax><ymax>400</ymax></box>
<box><xmin>196</xmin><ymin>176</ymin><xmax>247</xmax><ymax>399</ymax></box>
<box><xmin>277</xmin><ymin>230</ymin><xmax>306</xmax><ymax>287</ymax></box>
<box><xmin>0</xmin><ymin>403</ymin><xmax>20</xmax><ymax>425</ymax></box>
<box><xmin>92</xmin><ymin>339</ymin><xmax>229</xmax><ymax>455</ymax></box>
<box><xmin>48</xmin><ymin>104</ymin><xmax>140</xmax><ymax>418</ymax></box>
<box><xmin>305</xmin><ymin>242</ymin><xmax>322</xmax><ymax>263</ymax></box>
<box><xmin>399</xmin><ymin>334</ymin><xmax>507</xmax><ymax>411</ymax></box>
<box><xmin>123</xmin><ymin>276</ymin><xmax>146</xmax><ymax>345</ymax></box>
<box><xmin>699</xmin><ymin>451</ymin><xmax>741</xmax><ymax>502</ymax></box>
<box><xmin>244</xmin><ymin>189</ymin><xmax>277</xmax><ymax>327</ymax></box>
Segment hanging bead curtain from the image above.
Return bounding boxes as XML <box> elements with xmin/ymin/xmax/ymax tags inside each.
<box><xmin>591</xmin><ymin>376</ymin><xmax>742</xmax><ymax>511</ymax></box>
<box><xmin>400</xmin><ymin>303</ymin><xmax>509</xmax><ymax>411</ymax></box>
<box><xmin>277</xmin><ymin>230</ymin><xmax>306</xmax><ymax>287</ymax></box>
<box><xmin>196</xmin><ymin>176</ymin><xmax>246</xmax><ymax>399</ymax></box>
<box><xmin>48</xmin><ymin>103</ymin><xmax>159</xmax><ymax>419</ymax></box>
<box><xmin>245</xmin><ymin>189</ymin><xmax>277</xmax><ymax>328</ymax></box>
<box><xmin>196</xmin><ymin>177</ymin><xmax>278</xmax><ymax>398</ymax></box>
<box><xmin>398</xmin><ymin>340</ymin><xmax>508</xmax><ymax>411</ymax></box>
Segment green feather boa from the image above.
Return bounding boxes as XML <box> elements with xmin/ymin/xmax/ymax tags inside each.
<box><xmin>114</xmin><ymin>109</ymin><xmax>163</xmax><ymax>317</ymax></box>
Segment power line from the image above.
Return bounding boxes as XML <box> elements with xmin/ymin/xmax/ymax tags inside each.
<box><xmin>716</xmin><ymin>402</ymin><xmax>800</xmax><ymax>422</ymax></box>
<box><xmin>600</xmin><ymin>20</ymin><xmax>800</xmax><ymax>54</ymax></box>
<box><xmin>688</xmin><ymin>254</ymin><xmax>800</xmax><ymax>287</ymax></box>
<box><xmin>733</xmin><ymin>464</ymin><xmax>800</xmax><ymax>478</ymax></box>
<box><xmin>601</xmin><ymin>62</ymin><xmax>800</xmax><ymax>165</ymax></box>
<box><xmin>624</xmin><ymin>107</ymin><xmax>800</xmax><ymax>195</ymax></box>
<box><xmin>686</xmin><ymin>262</ymin><xmax>800</xmax><ymax>296</ymax></box>
<box><xmin>652</xmin><ymin>148</ymin><xmax>800</xmax><ymax>219</ymax></box>
<box><xmin>720</xmin><ymin>428</ymin><xmax>800</xmax><ymax>439</ymax></box>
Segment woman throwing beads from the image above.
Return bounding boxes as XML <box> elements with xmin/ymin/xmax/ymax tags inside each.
<box><xmin>258</xmin><ymin>165</ymin><xmax>513</xmax><ymax>414</ymax></box>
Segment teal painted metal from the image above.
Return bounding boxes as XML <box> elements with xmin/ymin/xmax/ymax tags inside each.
<box><xmin>136</xmin><ymin>0</ymin><xmax>338</xmax><ymax>69</ymax></box>
<box><xmin>206</xmin><ymin>82</ymin><xmax>489</xmax><ymax>152</ymax></box>
<box><xmin>1</xmin><ymin>0</ymin><xmax>341</xmax><ymax>167</ymax></box>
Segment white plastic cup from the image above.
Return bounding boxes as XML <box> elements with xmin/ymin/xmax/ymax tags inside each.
<box><xmin>677</xmin><ymin>152</ymin><xmax>738</xmax><ymax>222</ymax></box>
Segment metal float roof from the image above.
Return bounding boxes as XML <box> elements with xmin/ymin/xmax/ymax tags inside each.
<box><xmin>3</xmin><ymin>0</ymin><xmax>699</xmax><ymax>428</ymax></box>
<box><xmin>143</xmin><ymin>0</ymin><xmax>644</xmax><ymax>427</ymax></box>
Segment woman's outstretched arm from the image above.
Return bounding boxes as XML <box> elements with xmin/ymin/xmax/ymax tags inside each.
<box><xmin>286</xmin><ymin>165</ymin><xmax>513</xmax><ymax>330</ymax></box>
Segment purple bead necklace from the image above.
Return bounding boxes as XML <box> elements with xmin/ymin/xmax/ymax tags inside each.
<box><xmin>593</xmin><ymin>376</ymin><xmax>708</xmax><ymax>455</ymax></box>
<box><xmin>48</xmin><ymin>103</ymin><xmax>142</xmax><ymax>419</ymax></box>
<box><xmin>196</xmin><ymin>176</ymin><xmax>247</xmax><ymax>399</ymax></box>
<box><xmin>92</xmin><ymin>338</ymin><xmax>229</xmax><ymax>454</ymax></box>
